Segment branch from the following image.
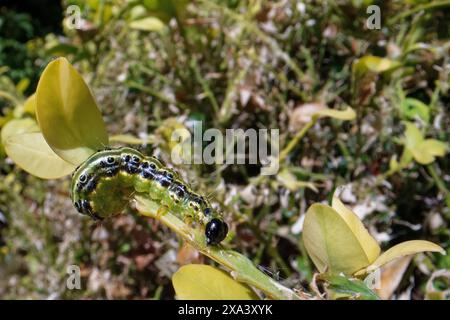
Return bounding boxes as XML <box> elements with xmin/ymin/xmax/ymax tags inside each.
<box><xmin>133</xmin><ymin>195</ymin><xmax>302</xmax><ymax>300</ymax></box>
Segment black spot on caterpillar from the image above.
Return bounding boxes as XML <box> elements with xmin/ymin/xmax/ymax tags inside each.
<box><xmin>70</xmin><ymin>147</ymin><xmax>228</xmax><ymax>245</ymax></box>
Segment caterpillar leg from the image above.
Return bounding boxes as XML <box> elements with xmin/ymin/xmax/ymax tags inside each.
<box><xmin>156</xmin><ymin>205</ymin><xmax>169</xmax><ymax>219</ymax></box>
<box><xmin>183</xmin><ymin>215</ymin><xmax>194</xmax><ymax>226</ymax></box>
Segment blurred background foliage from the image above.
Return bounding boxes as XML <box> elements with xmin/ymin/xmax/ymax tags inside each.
<box><xmin>0</xmin><ymin>0</ymin><xmax>449</xmax><ymax>299</ymax></box>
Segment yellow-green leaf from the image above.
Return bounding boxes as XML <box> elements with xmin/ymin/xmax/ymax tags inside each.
<box><xmin>389</xmin><ymin>155</ymin><xmax>399</xmax><ymax>171</ymax></box>
<box><xmin>36</xmin><ymin>57</ymin><xmax>108</xmax><ymax>166</ymax></box>
<box><xmin>314</xmin><ymin>107</ymin><xmax>356</xmax><ymax>121</ymax></box>
<box><xmin>412</xmin><ymin>139</ymin><xmax>448</xmax><ymax>165</ymax></box>
<box><xmin>23</xmin><ymin>93</ymin><xmax>36</xmax><ymax>114</ymax></box>
<box><xmin>1</xmin><ymin>118</ymin><xmax>39</xmax><ymax>145</ymax></box>
<box><xmin>364</xmin><ymin>240</ymin><xmax>445</xmax><ymax>273</ymax></box>
<box><xmin>404</xmin><ymin>122</ymin><xmax>423</xmax><ymax>149</ymax></box>
<box><xmin>4</xmin><ymin>132</ymin><xmax>76</xmax><ymax>179</ymax></box>
<box><xmin>129</xmin><ymin>17</ymin><xmax>165</xmax><ymax>32</ymax></box>
<box><xmin>403</xmin><ymin>122</ymin><xmax>448</xmax><ymax>165</ymax></box>
<box><xmin>353</xmin><ymin>56</ymin><xmax>401</xmax><ymax>77</ymax></box>
<box><xmin>172</xmin><ymin>264</ymin><xmax>259</xmax><ymax>300</ymax></box>
<box><xmin>277</xmin><ymin>168</ymin><xmax>318</xmax><ymax>192</ymax></box>
<box><xmin>302</xmin><ymin>204</ymin><xmax>376</xmax><ymax>275</ymax></box>
<box><xmin>332</xmin><ymin>193</ymin><xmax>381</xmax><ymax>264</ymax></box>
<box><xmin>16</xmin><ymin>78</ymin><xmax>30</xmax><ymax>94</ymax></box>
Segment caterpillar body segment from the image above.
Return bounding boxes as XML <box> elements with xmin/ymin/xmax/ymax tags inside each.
<box><xmin>70</xmin><ymin>147</ymin><xmax>228</xmax><ymax>245</ymax></box>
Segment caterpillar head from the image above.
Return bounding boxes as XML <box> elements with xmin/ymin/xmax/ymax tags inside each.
<box><xmin>205</xmin><ymin>218</ymin><xmax>228</xmax><ymax>245</ymax></box>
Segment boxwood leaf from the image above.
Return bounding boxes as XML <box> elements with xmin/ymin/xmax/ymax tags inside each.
<box><xmin>4</xmin><ymin>132</ymin><xmax>76</xmax><ymax>179</ymax></box>
<box><xmin>172</xmin><ymin>264</ymin><xmax>259</xmax><ymax>300</ymax></box>
<box><xmin>36</xmin><ymin>57</ymin><xmax>108</xmax><ymax>166</ymax></box>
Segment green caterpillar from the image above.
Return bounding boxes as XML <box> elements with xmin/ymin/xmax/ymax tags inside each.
<box><xmin>70</xmin><ymin>147</ymin><xmax>228</xmax><ymax>245</ymax></box>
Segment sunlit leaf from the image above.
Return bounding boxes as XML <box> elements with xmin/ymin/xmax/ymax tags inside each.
<box><xmin>23</xmin><ymin>93</ymin><xmax>36</xmax><ymax>114</ymax></box>
<box><xmin>129</xmin><ymin>17</ymin><xmax>165</xmax><ymax>32</ymax></box>
<box><xmin>1</xmin><ymin>118</ymin><xmax>39</xmax><ymax>145</ymax></box>
<box><xmin>314</xmin><ymin>107</ymin><xmax>356</xmax><ymax>121</ymax></box>
<box><xmin>365</xmin><ymin>240</ymin><xmax>445</xmax><ymax>273</ymax></box>
<box><xmin>4</xmin><ymin>132</ymin><xmax>76</xmax><ymax>179</ymax></box>
<box><xmin>332</xmin><ymin>193</ymin><xmax>381</xmax><ymax>264</ymax></box>
<box><xmin>36</xmin><ymin>57</ymin><xmax>109</xmax><ymax>166</ymax></box>
<box><xmin>277</xmin><ymin>168</ymin><xmax>318</xmax><ymax>192</ymax></box>
<box><xmin>389</xmin><ymin>155</ymin><xmax>399</xmax><ymax>171</ymax></box>
<box><xmin>412</xmin><ymin>139</ymin><xmax>448</xmax><ymax>165</ymax></box>
<box><xmin>302</xmin><ymin>204</ymin><xmax>376</xmax><ymax>274</ymax></box>
<box><xmin>375</xmin><ymin>256</ymin><xmax>412</xmax><ymax>300</ymax></box>
<box><xmin>353</xmin><ymin>56</ymin><xmax>401</xmax><ymax>77</ymax></box>
<box><xmin>403</xmin><ymin>122</ymin><xmax>447</xmax><ymax>165</ymax></box>
<box><xmin>399</xmin><ymin>148</ymin><xmax>413</xmax><ymax>166</ymax></box>
<box><xmin>404</xmin><ymin>122</ymin><xmax>423</xmax><ymax>149</ymax></box>
<box><xmin>16</xmin><ymin>78</ymin><xmax>30</xmax><ymax>94</ymax></box>
<box><xmin>172</xmin><ymin>264</ymin><xmax>259</xmax><ymax>300</ymax></box>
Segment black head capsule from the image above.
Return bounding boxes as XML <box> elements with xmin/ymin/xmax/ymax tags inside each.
<box><xmin>205</xmin><ymin>218</ymin><xmax>228</xmax><ymax>245</ymax></box>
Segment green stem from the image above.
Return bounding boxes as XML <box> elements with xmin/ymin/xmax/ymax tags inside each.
<box><xmin>388</xmin><ymin>1</ymin><xmax>450</xmax><ymax>25</ymax></box>
<box><xmin>427</xmin><ymin>164</ymin><xmax>450</xmax><ymax>207</ymax></box>
<box><xmin>218</xmin><ymin>64</ymin><xmax>249</xmax><ymax>124</ymax></box>
<box><xmin>190</xmin><ymin>58</ymin><xmax>220</xmax><ymax>115</ymax></box>
<box><xmin>126</xmin><ymin>81</ymin><xmax>190</xmax><ymax>110</ymax></box>
<box><xmin>279</xmin><ymin>118</ymin><xmax>317</xmax><ymax>162</ymax></box>
<box><xmin>134</xmin><ymin>195</ymin><xmax>302</xmax><ymax>300</ymax></box>
<box><xmin>427</xmin><ymin>164</ymin><xmax>448</xmax><ymax>194</ymax></box>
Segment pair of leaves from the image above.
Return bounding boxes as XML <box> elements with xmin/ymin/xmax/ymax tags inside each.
<box><xmin>172</xmin><ymin>264</ymin><xmax>258</xmax><ymax>300</ymax></box>
<box><xmin>402</xmin><ymin>122</ymin><xmax>448</xmax><ymax>165</ymax></box>
<box><xmin>2</xmin><ymin>58</ymin><xmax>109</xmax><ymax>178</ymax></box>
<box><xmin>127</xmin><ymin>4</ymin><xmax>166</xmax><ymax>32</ymax></box>
<box><xmin>302</xmin><ymin>189</ymin><xmax>444</xmax><ymax>276</ymax></box>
